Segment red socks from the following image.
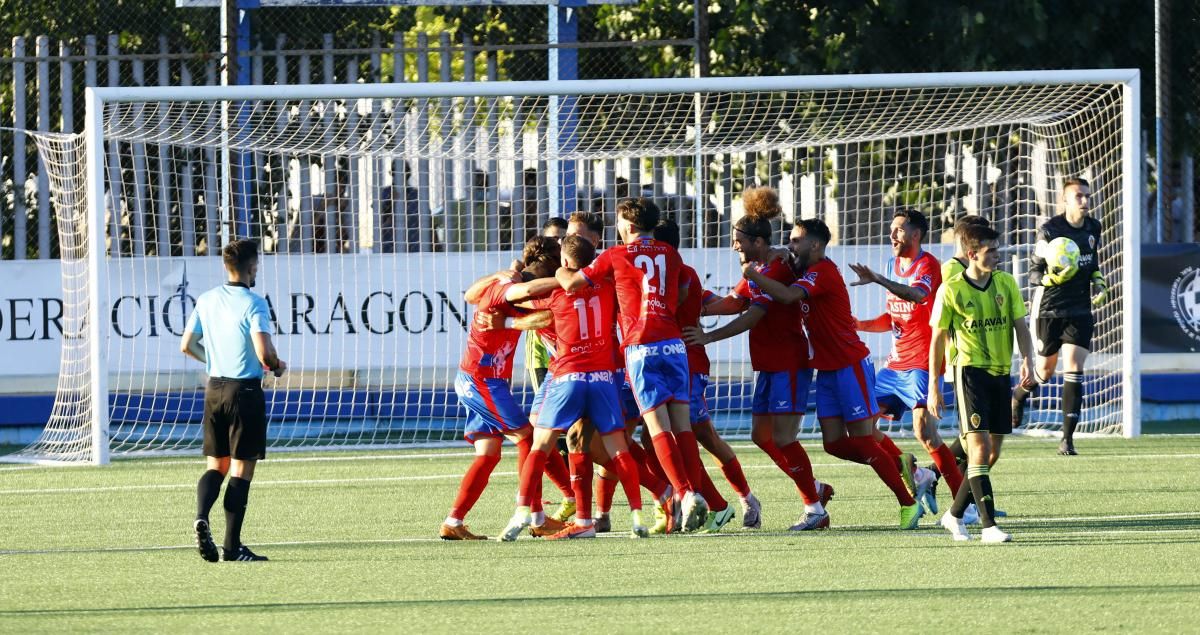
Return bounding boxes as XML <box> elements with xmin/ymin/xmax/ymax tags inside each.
<box><xmin>651</xmin><ymin>432</ymin><xmax>693</xmax><ymax>494</ymax></box>
<box><xmin>674</xmin><ymin>430</ymin><xmax>705</xmax><ymax>497</ymax></box>
<box><xmin>847</xmin><ymin>435</ymin><xmax>916</xmax><ymax>506</ymax></box>
<box><xmin>877</xmin><ymin>434</ymin><xmax>904</xmax><ymax>458</ymax></box>
<box><xmin>449</xmin><ymin>453</ymin><xmax>502</xmax><ymax>520</ymax></box>
<box><xmin>517</xmin><ymin>448</ymin><xmax>549</xmax><ymax>508</ymax></box>
<box><xmin>719</xmin><ymin>457</ymin><xmax>752</xmax><ymax>499</ymax></box>
<box><xmin>698</xmin><ymin>465</ymin><xmax>728</xmax><ymax>512</ymax></box>
<box><xmin>779</xmin><ymin>441</ymin><xmax>820</xmax><ymax>504</ymax></box>
<box><xmin>755</xmin><ymin>436</ymin><xmax>795</xmax><ymax>476</ymax></box>
<box><xmin>544</xmin><ymin>449</ymin><xmax>574</xmax><ymax>499</ymax></box>
<box><xmin>823</xmin><ymin>436</ymin><xmax>867</xmax><ymax>465</ymax></box>
<box><xmin>569</xmin><ymin>452</ymin><xmax>593</xmax><ymax>521</ymax></box>
<box><xmin>627</xmin><ymin>442</ymin><xmax>668</xmax><ymax>499</ymax></box>
<box><xmin>607</xmin><ymin>451</ymin><xmax>643</xmax><ymax>511</ymax></box>
<box><xmin>639</xmin><ymin>435</ymin><xmax>671</xmax><ymax>486</ymax></box>
<box><xmin>595</xmin><ymin>474</ymin><xmax>617</xmax><ymax>514</ymax></box>
<box><xmin>930</xmin><ymin>443</ymin><xmax>964</xmax><ymax>496</ymax></box>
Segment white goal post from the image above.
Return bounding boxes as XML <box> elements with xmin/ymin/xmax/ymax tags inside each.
<box><xmin>10</xmin><ymin>69</ymin><xmax>1140</xmax><ymax>464</ymax></box>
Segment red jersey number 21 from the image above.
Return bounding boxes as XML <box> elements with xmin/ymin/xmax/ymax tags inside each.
<box><xmin>634</xmin><ymin>254</ymin><xmax>667</xmax><ymax>296</ymax></box>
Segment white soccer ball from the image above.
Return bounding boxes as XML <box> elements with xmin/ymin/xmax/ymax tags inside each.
<box><xmin>1044</xmin><ymin>236</ymin><xmax>1081</xmax><ymax>279</ymax></box>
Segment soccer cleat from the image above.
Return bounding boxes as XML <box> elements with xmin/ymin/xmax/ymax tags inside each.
<box><xmin>1058</xmin><ymin>440</ymin><xmax>1078</xmax><ymax>456</ymax></box>
<box><xmin>788</xmin><ymin>510</ymin><xmax>831</xmax><ymax>531</ymax></box>
<box><xmin>962</xmin><ymin>504</ymin><xmax>980</xmax><ymax>526</ymax></box>
<box><xmin>897</xmin><ymin>453</ymin><xmax>918</xmax><ymax>497</ymax></box>
<box><xmin>899</xmin><ymin>502</ymin><xmax>923</xmax><ymax>530</ymax></box>
<box><xmin>940</xmin><ymin>511</ymin><xmax>971</xmax><ymax>541</ymax></box>
<box><xmin>545</xmin><ymin>522</ymin><xmax>598</xmax><ymax>541</ymax></box>
<box><xmin>530</xmin><ymin>516</ymin><xmax>570</xmax><ymax>538</ymax></box>
<box><xmin>741</xmin><ymin>493</ymin><xmax>762</xmax><ymax>529</ymax></box>
<box><xmin>681</xmin><ymin>491</ymin><xmax>709</xmax><ymax>532</ymax></box>
<box><xmin>594</xmin><ymin>514</ymin><xmax>612</xmax><ymax>534</ymax></box>
<box><xmin>194</xmin><ymin>519</ymin><xmax>219</xmax><ymax>563</ymax></box>
<box><xmin>914</xmin><ymin>466</ymin><xmax>939</xmax><ymax>515</ymax></box>
<box><xmin>650</xmin><ymin>499</ymin><xmax>671</xmax><ymax>535</ymax></box>
<box><xmin>981</xmin><ymin>525</ymin><xmax>1013</xmax><ymax>543</ymax></box>
<box><xmin>816</xmin><ymin>481</ymin><xmax>836</xmax><ymax>507</ymax></box>
<box><xmin>549</xmin><ymin>499</ymin><xmax>577</xmax><ymax>523</ymax></box>
<box><xmin>698</xmin><ymin>505</ymin><xmax>737</xmax><ymax>534</ymax></box>
<box><xmin>630</xmin><ymin>510</ymin><xmax>650</xmax><ymax>538</ymax></box>
<box><xmin>440</xmin><ymin>523</ymin><xmax>487</xmax><ymax>541</ymax></box>
<box><xmin>498</xmin><ymin>513</ymin><xmax>531</xmax><ymax>542</ymax></box>
<box><xmin>221</xmin><ymin>545</ymin><xmax>268</xmax><ymax>561</ymax></box>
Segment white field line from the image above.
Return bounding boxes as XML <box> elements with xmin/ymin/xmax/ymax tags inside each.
<box><xmin>5</xmin><ymin>450</ymin><xmax>1200</xmax><ymax>496</ymax></box>
<box><xmin>1</xmin><ymin>511</ymin><xmax>1197</xmax><ymax>557</ymax></box>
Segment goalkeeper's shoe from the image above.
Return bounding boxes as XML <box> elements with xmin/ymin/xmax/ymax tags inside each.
<box><xmin>594</xmin><ymin>513</ymin><xmax>612</xmax><ymax>534</ymax></box>
<box><xmin>1058</xmin><ymin>440</ymin><xmax>1079</xmax><ymax>456</ymax></box>
<box><xmin>194</xmin><ymin>519</ymin><xmax>219</xmax><ymax>563</ymax></box>
<box><xmin>816</xmin><ymin>481</ymin><xmax>836</xmax><ymax>507</ymax></box>
<box><xmin>530</xmin><ymin>516</ymin><xmax>570</xmax><ymax>538</ymax></box>
<box><xmin>440</xmin><ymin>523</ymin><xmax>487</xmax><ymax>541</ymax></box>
<box><xmin>498</xmin><ymin>513</ymin><xmax>531</xmax><ymax>542</ymax></box>
<box><xmin>899</xmin><ymin>502</ymin><xmax>924</xmax><ymax>530</ymax></box>
<box><xmin>981</xmin><ymin>525</ymin><xmax>1013</xmax><ymax>544</ymax></box>
<box><xmin>681</xmin><ymin>491</ymin><xmax>709</xmax><ymax>533</ymax></box>
<box><xmin>741</xmin><ymin>493</ymin><xmax>762</xmax><ymax>529</ymax></box>
<box><xmin>940</xmin><ymin>511</ymin><xmax>971</xmax><ymax>541</ymax></box>
<box><xmin>545</xmin><ymin>522</ymin><xmax>597</xmax><ymax>541</ymax></box>
<box><xmin>788</xmin><ymin>510</ymin><xmax>830</xmax><ymax>531</ymax></box>
<box><xmin>914</xmin><ymin>466</ymin><xmax>939</xmax><ymax>516</ymax></box>
<box><xmin>549</xmin><ymin>499</ymin><xmax>576</xmax><ymax>523</ymax></box>
<box><xmin>697</xmin><ymin>505</ymin><xmax>736</xmax><ymax>534</ymax></box>
<box><xmin>897</xmin><ymin>453</ymin><xmax>919</xmax><ymax>497</ymax></box>
<box><xmin>630</xmin><ymin>510</ymin><xmax>650</xmax><ymax>538</ymax></box>
<box><xmin>221</xmin><ymin>545</ymin><xmax>268</xmax><ymax>562</ymax></box>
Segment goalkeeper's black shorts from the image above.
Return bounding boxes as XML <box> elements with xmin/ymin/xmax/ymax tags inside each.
<box><xmin>1035</xmin><ymin>315</ymin><xmax>1094</xmax><ymax>356</ymax></box>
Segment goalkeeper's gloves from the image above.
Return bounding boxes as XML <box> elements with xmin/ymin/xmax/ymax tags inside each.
<box><xmin>1091</xmin><ymin>271</ymin><xmax>1109</xmax><ymax>306</ymax></box>
<box><xmin>1041</xmin><ymin>268</ymin><xmax>1073</xmax><ymax>287</ymax></box>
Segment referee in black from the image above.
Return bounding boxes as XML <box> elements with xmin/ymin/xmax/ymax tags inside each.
<box><xmin>181</xmin><ymin>239</ymin><xmax>286</xmax><ymax>562</ymax></box>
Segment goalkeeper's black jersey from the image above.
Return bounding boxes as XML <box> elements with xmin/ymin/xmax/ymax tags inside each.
<box><xmin>1030</xmin><ymin>214</ymin><xmax>1103</xmax><ymax>318</ymax></box>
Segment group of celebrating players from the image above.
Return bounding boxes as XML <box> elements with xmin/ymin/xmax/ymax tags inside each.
<box><xmin>440</xmin><ymin>177</ymin><xmax>1106</xmax><ymax>545</ymax></box>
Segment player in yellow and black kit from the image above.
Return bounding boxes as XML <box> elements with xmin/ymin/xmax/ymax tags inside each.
<box><xmin>1011</xmin><ymin>178</ymin><xmax>1108</xmax><ymax>455</ymax></box>
<box><xmin>928</xmin><ymin>223</ymin><xmax>1034</xmax><ymax>543</ymax></box>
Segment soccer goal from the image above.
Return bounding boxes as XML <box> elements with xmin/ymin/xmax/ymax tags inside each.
<box><xmin>10</xmin><ymin>70</ymin><xmax>1140</xmax><ymax>464</ymax></box>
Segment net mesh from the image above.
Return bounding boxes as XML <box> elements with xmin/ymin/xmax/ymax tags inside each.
<box><xmin>11</xmin><ymin>77</ymin><xmax>1132</xmax><ymax>462</ymax></box>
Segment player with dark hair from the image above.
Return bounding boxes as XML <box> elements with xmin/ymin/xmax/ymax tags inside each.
<box><xmin>557</xmin><ymin>197</ymin><xmax>710</xmax><ymax>531</ymax></box>
<box><xmin>928</xmin><ymin>223</ymin><xmax>1035</xmax><ymax>542</ymax></box>
<box><xmin>744</xmin><ymin>218</ymin><xmax>923</xmax><ymax>529</ymax></box>
<box><xmin>684</xmin><ymin>187</ymin><xmax>830</xmax><ymax>531</ymax></box>
<box><xmin>656</xmin><ymin>217</ymin><xmax>749</xmax><ymax>533</ymax></box>
<box><xmin>500</xmin><ymin>234</ymin><xmax>649</xmax><ymax>540</ymax></box>
<box><xmin>181</xmin><ymin>239</ymin><xmax>286</xmax><ymax>562</ymax></box>
<box><xmin>849</xmin><ymin>208</ymin><xmax>960</xmax><ymax>512</ymax></box>
<box><xmin>541</xmin><ymin>216</ymin><xmax>568</xmax><ymax>239</ymax></box>
<box><xmin>524</xmin><ymin>218</ymin><xmax>570</xmax><ymax>392</ymax></box>
<box><xmin>1012</xmin><ymin>177</ymin><xmax>1107</xmax><ymax>455</ymax></box>
<box><xmin>440</xmin><ymin>237</ymin><xmax>562</xmax><ymax>540</ymax></box>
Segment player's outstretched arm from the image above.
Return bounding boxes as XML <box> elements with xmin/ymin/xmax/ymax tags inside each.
<box><xmin>683</xmin><ymin>305</ymin><xmax>765</xmax><ymax>346</ymax></box>
<box><xmin>504</xmin><ymin>277</ymin><xmax>561</xmax><ymax>304</ymax></box>
<box><xmin>252</xmin><ymin>332</ymin><xmax>287</xmax><ymax>377</ymax></box>
<box><xmin>556</xmin><ymin>266</ymin><xmax>589</xmax><ymax>292</ymax></box>
<box><xmin>927</xmin><ymin>327</ymin><xmax>949</xmax><ymax>419</ymax></box>
<box><xmin>180</xmin><ymin>330</ymin><xmax>206</xmax><ymax>365</ymax></box>
<box><xmin>464</xmin><ymin>266</ymin><xmax>521</xmax><ymax>304</ymax></box>
<box><xmin>743</xmin><ymin>263</ymin><xmax>807</xmax><ymax>304</ymax></box>
<box><xmin>855</xmin><ymin>313</ymin><xmax>891</xmax><ymax>333</ymax></box>
<box><xmin>700</xmin><ymin>291</ymin><xmax>749</xmax><ymax>316</ymax></box>
<box><xmin>848</xmin><ymin>263</ymin><xmax>928</xmax><ymax>303</ymax></box>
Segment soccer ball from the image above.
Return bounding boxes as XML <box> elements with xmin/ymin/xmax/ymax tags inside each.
<box><xmin>1044</xmin><ymin>236</ymin><xmax>1081</xmax><ymax>279</ymax></box>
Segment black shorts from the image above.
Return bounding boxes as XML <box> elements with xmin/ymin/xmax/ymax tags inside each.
<box><xmin>1036</xmin><ymin>315</ymin><xmax>1094</xmax><ymax>356</ymax></box>
<box><xmin>953</xmin><ymin>366</ymin><xmax>1012</xmax><ymax>436</ymax></box>
<box><xmin>203</xmin><ymin>377</ymin><xmax>267</xmax><ymax>460</ymax></box>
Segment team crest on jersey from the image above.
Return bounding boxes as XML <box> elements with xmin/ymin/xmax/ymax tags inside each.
<box><xmin>801</xmin><ymin>271</ymin><xmax>819</xmax><ymax>285</ymax></box>
<box><xmin>969</xmin><ymin>413</ymin><xmax>981</xmax><ymax>429</ymax></box>
<box><xmin>1089</xmin><ymin>235</ymin><xmax>1096</xmax><ymax>250</ymax></box>
<box><xmin>995</xmin><ymin>294</ymin><xmax>1005</xmax><ymax>308</ymax></box>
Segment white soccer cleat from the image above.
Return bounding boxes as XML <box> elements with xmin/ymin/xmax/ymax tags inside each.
<box><xmin>741</xmin><ymin>493</ymin><xmax>762</xmax><ymax>529</ymax></box>
<box><xmin>498</xmin><ymin>513</ymin><xmax>531</xmax><ymax>542</ymax></box>
<box><xmin>981</xmin><ymin>525</ymin><xmax>1013</xmax><ymax>543</ymax></box>
<box><xmin>681</xmin><ymin>491</ymin><xmax>709</xmax><ymax>532</ymax></box>
<box><xmin>940</xmin><ymin>511</ymin><xmax>971</xmax><ymax>541</ymax></box>
<box><xmin>914</xmin><ymin>467</ymin><xmax>939</xmax><ymax>515</ymax></box>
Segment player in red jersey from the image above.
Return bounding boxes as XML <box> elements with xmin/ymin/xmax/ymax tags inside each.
<box><xmin>557</xmin><ymin>197</ymin><xmax>710</xmax><ymax>531</ymax></box>
<box><xmin>683</xmin><ymin>188</ymin><xmax>832</xmax><ymax>531</ymax></box>
<box><xmin>499</xmin><ymin>235</ymin><xmax>649</xmax><ymax>540</ymax></box>
<box><xmin>744</xmin><ymin>218</ymin><xmax>923</xmax><ymax>529</ymax></box>
<box><xmin>441</xmin><ymin>237</ymin><xmax>564</xmax><ymax>540</ymax></box>
<box><xmin>850</xmin><ymin>209</ymin><xmax>962</xmax><ymax>514</ymax></box>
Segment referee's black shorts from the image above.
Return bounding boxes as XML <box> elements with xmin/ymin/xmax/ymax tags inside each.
<box><xmin>1036</xmin><ymin>314</ymin><xmax>1094</xmax><ymax>356</ymax></box>
<box><xmin>203</xmin><ymin>377</ymin><xmax>267</xmax><ymax>460</ymax></box>
<box><xmin>953</xmin><ymin>366</ymin><xmax>1012</xmax><ymax>436</ymax></box>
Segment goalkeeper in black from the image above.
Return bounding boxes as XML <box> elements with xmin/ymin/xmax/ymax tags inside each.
<box><xmin>1011</xmin><ymin>177</ymin><xmax>1107</xmax><ymax>455</ymax></box>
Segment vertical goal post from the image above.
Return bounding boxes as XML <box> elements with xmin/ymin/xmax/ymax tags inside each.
<box><xmin>14</xmin><ymin>68</ymin><xmax>1145</xmax><ymax>465</ymax></box>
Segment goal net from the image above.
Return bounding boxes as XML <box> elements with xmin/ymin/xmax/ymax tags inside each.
<box><xmin>10</xmin><ymin>71</ymin><xmax>1140</xmax><ymax>463</ymax></box>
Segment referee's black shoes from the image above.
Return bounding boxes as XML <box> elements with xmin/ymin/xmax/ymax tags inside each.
<box><xmin>222</xmin><ymin>544</ymin><xmax>269</xmax><ymax>562</ymax></box>
<box><xmin>193</xmin><ymin>519</ymin><xmax>220</xmax><ymax>563</ymax></box>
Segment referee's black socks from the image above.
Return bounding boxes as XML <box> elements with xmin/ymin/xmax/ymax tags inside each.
<box><xmin>223</xmin><ymin>477</ymin><xmax>252</xmax><ymax>552</ymax></box>
<box><xmin>1062</xmin><ymin>372</ymin><xmax>1083</xmax><ymax>442</ymax></box>
<box><xmin>196</xmin><ymin>469</ymin><xmax>225</xmax><ymax>522</ymax></box>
